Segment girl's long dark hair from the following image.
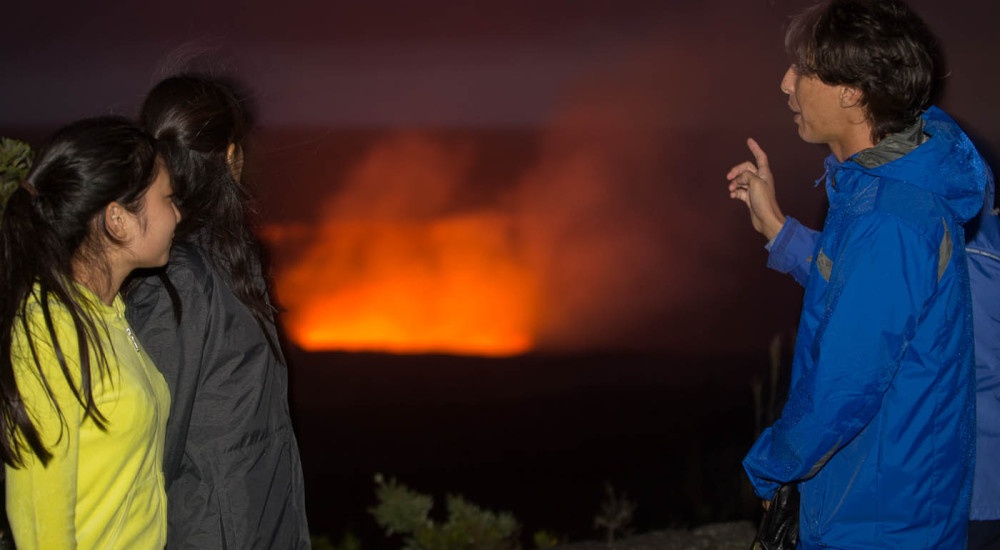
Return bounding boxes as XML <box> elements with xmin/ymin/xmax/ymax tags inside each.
<box><xmin>138</xmin><ymin>74</ymin><xmax>277</xmax><ymax>344</ymax></box>
<box><xmin>0</xmin><ymin>116</ymin><xmax>159</xmax><ymax>466</ymax></box>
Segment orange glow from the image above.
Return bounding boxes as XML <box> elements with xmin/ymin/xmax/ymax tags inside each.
<box><xmin>260</xmin><ymin>134</ymin><xmax>540</xmax><ymax>356</ymax></box>
<box><xmin>259</xmin><ymin>76</ymin><xmax>711</xmax><ymax>356</ymax></box>
<box><xmin>263</xmin><ymin>214</ymin><xmax>537</xmax><ymax>357</ymax></box>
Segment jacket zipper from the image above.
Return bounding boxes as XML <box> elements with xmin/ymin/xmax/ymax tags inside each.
<box><xmin>125</xmin><ymin>326</ymin><xmax>140</xmax><ymax>353</ymax></box>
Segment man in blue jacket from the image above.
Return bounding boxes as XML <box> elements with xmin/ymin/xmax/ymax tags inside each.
<box><xmin>746</xmin><ymin>153</ymin><xmax>1000</xmax><ymax>550</ymax></box>
<box><xmin>726</xmin><ymin>0</ymin><xmax>989</xmax><ymax>547</ymax></box>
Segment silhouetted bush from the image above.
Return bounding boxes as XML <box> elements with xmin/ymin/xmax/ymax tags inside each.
<box><xmin>371</xmin><ymin>473</ymin><xmax>522</xmax><ymax>550</ymax></box>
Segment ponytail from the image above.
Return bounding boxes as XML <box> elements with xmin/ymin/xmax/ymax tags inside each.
<box><xmin>0</xmin><ymin>117</ymin><xmax>158</xmax><ymax>467</ymax></box>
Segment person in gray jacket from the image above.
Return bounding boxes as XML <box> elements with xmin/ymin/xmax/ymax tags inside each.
<box><xmin>126</xmin><ymin>74</ymin><xmax>310</xmax><ymax>549</ymax></box>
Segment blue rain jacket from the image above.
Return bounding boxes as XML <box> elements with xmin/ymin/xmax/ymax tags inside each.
<box><xmin>767</xmin><ymin>110</ymin><xmax>1000</xmax><ymax>523</ymax></box>
<box><xmin>966</xmin><ymin>196</ymin><xmax>1000</xmax><ymax>521</ymax></box>
<box><xmin>744</xmin><ymin>107</ymin><xmax>987</xmax><ymax>548</ymax></box>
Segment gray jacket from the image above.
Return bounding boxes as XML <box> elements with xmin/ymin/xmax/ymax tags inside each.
<box><xmin>127</xmin><ymin>242</ymin><xmax>310</xmax><ymax>549</ymax></box>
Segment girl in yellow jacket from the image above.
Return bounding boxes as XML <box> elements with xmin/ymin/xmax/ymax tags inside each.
<box><xmin>0</xmin><ymin>116</ymin><xmax>181</xmax><ymax>549</ymax></box>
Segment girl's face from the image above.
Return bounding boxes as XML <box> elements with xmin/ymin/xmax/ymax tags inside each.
<box><xmin>128</xmin><ymin>159</ymin><xmax>181</xmax><ymax>268</ymax></box>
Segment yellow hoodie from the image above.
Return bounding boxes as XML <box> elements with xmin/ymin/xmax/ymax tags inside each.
<box><xmin>5</xmin><ymin>286</ymin><xmax>169</xmax><ymax>549</ymax></box>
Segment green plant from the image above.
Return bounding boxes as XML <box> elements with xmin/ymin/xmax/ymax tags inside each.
<box><xmin>0</xmin><ymin>138</ymin><xmax>33</xmax><ymax>215</ymax></box>
<box><xmin>370</xmin><ymin>473</ymin><xmax>521</xmax><ymax>550</ymax></box>
<box><xmin>311</xmin><ymin>532</ymin><xmax>363</xmax><ymax>550</ymax></box>
<box><xmin>311</xmin><ymin>534</ymin><xmax>337</xmax><ymax>550</ymax></box>
<box><xmin>592</xmin><ymin>481</ymin><xmax>636</xmax><ymax>543</ymax></box>
<box><xmin>531</xmin><ymin>530</ymin><xmax>560</xmax><ymax>549</ymax></box>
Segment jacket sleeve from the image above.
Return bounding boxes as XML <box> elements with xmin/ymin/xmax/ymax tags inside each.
<box><xmin>7</xmin><ymin>316</ymin><xmax>83</xmax><ymax>549</ymax></box>
<box><xmin>744</xmin><ymin>213</ymin><xmax>938</xmax><ymax>498</ymax></box>
<box><xmin>765</xmin><ymin>216</ymin><xmax>819</xmax><ymax>287</ymax></box>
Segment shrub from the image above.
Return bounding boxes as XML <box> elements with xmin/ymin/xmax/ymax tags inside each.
<box><xmin>592</xmin><ymin>482</ymin><xmax>636</xmax><ymax>543</ymax></box>
<box><xmin>0</xmin><ymin>137</ymin><xmax>33</xmax><ymax>216</ymax></box>
<box><xmin>370</xmin><ymin>474</ymin><xmax>522</xmax><ymax>550</ymax></box>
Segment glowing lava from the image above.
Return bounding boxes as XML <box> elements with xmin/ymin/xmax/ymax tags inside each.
<box><xmin>263</xmin><ymin>213</ymin><xmax>537</xmax><ymax>357</ymax></box>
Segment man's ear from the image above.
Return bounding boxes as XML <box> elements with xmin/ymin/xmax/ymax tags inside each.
<box><xmin>840</xmin><ymin>85</ymin><xmax>863</xmax><ymax>108</ymax></box>
<box><xmin>104</xmin><ymin>202</ymin><xmax>131</xmax><ymax>241</ymax></box>
<box><xmin>226</xmin><ymin>142</ymin><xmax>244</xmax><ymax>180</ymax></box>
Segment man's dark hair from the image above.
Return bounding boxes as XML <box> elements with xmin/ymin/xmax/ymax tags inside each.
<box><xmin>785</xmin><ymin>0</ymin><xmax>941</xmax><ymax>142</ymax></box>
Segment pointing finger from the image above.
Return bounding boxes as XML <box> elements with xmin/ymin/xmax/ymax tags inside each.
<box><xmin>746</xmin><ymin>138</ymin><xmax>770</xmax><ymax>171</ymax></box>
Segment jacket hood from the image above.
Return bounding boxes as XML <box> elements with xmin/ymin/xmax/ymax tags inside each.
<box><xmin>826</xmin><ymin>106</ymin><xmax>990</xmax><ymax>225</ymax></box>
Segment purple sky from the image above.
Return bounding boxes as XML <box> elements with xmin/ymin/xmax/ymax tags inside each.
<box><xmin>3</xmin><ymin>0</ymin><xmax>999</xmax><ymax>354</ymax></box>
<box><xmin>2</xmin><ymin>0</ymin><xmax>996</xmax><ymax>133</ymax></box>
<box><xmin>2</xmin><ymin>0</ymin><xmax>667</xmax><ymax>127</ymax></box>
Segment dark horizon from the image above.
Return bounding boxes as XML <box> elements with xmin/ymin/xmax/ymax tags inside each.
<box><xmin>284</xmin><ymin>346</ymin><xmax>775</xmax><ymax>546</ymax></box>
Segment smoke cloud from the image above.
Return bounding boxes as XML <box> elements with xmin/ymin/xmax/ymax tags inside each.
<box><xmin>262</xmin><ymin>5</ymin><xmax>792</xmax><ymax>354</ymax></box>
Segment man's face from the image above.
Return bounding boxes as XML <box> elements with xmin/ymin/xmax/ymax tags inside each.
<box><xmin>780</xmin><ymin>65</ymin><xmax>853</xmax><ymax>147</ymax></box>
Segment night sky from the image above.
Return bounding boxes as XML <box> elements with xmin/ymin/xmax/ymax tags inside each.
<box><xmin>2</xmin><ymin>1</ymin><xmax>998</xmax><ymax>127</ymax></box>
<box><xmin>3</xmin><ymin>0</ymin><xmax>1000</xmax><ymax>355</ymax></box>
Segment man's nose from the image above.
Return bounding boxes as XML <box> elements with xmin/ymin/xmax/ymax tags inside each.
<box><xmin>780</xmin><ymin>67</ymin><xmax>795</xmax><ymax>95</ymax></box>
